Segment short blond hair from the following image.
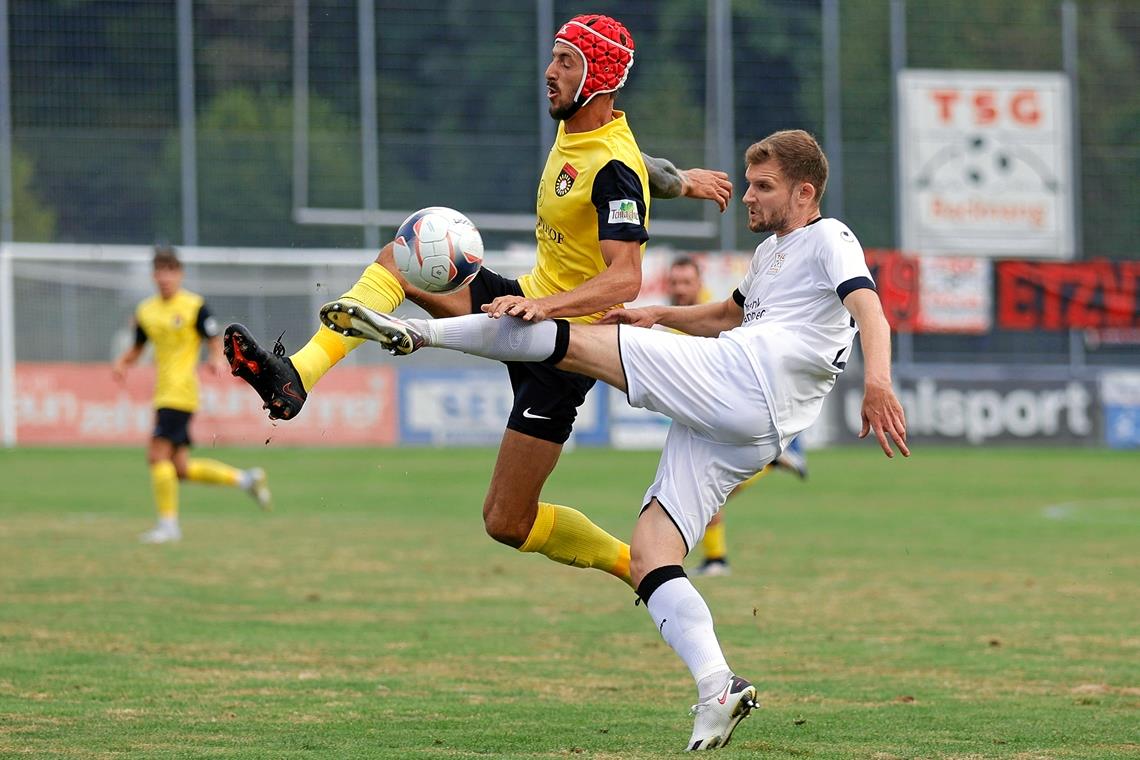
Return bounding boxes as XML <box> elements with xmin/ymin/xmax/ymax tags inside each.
<box><xmin>744</xmin><ymin>129</ymin><xmax>828</xmax><ymax>202</ymax></box>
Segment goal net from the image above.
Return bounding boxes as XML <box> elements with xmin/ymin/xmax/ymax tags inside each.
<box><xmin>1</xmin><ymin>243</ymin><xmax>745</xmax><ymax>448</ymax></box>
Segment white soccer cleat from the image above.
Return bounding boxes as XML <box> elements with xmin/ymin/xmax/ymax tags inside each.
<box><xmin>246</xmin><ymin>467</ymin><xmax>272</xmax><ymax>511</ymax></box>
<box><xmin>139</xmin><ymin>522</ymin><xmax>181</xmax><ymax>544</ymax></box>
<box><xmin>686</xmin><ymin>675</ymin><xmax>759</xmax><ymax>751</ymax></box>
<box><xmin>773</xmin><ymin>446</ymin><xmax>808</xmax><ymax>480</ymax></box>
<box><xmin>691</xmin><ymin>558</ymin><xmax>732</xmax><ymax>577</ymax></box>
<box><xmin>319</xmin><ymin>300</ymin><xmax>426</xmax><ymax>355</ymax></box>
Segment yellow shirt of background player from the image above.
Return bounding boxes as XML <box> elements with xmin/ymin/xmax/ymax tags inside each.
<box><xmin>134</xmin><ymin>289</ymin><xmax>209</xmax><ymax>412</ymax></box>
<box><xmin>520</xmin><ymin>111</ymin><xmax>650</xmax><ymax>323</ymax></box>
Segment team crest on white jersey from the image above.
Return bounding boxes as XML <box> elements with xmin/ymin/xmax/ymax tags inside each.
<box><xmin>767</xmin><ymin>251</ymin><xmax>787</xmax><ymax>275</ymax></box>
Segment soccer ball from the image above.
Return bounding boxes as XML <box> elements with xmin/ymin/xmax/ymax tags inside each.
<box><xmin>392</xmin><ymin>206</ymin><xmax>484</xmax><ymax>293</ymax></box>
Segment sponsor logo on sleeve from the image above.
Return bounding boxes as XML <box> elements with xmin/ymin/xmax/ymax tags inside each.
<box><xmin>608</xmin><ymin>199</ymin><xmax>641</xmax><ymax>225</ymax></box>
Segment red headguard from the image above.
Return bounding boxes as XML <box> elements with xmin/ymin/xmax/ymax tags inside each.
<box><xmin>554</xmin><ymin>14</ymin><xmax>635</xmax><ymax>108</ymax></box>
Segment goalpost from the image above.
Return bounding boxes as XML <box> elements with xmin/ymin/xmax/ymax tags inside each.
<box><xmin>0</xmin><ymin>242</ymin><xmax>538</xmax><ymax>447</ymax></box>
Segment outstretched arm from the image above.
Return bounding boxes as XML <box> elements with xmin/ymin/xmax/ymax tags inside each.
<box><xmin>642</xmin><ymin>153</ymin><xmax>733</xmax><ymax>212</ymax></box>
<box><xmin>601</xmin><ymin>296</ymin><xmax>743</xmax><ymax>337</ymax></box>
<box><xmin>843</xmin><ymin>288</ymin><xmax>909</xmax><ymax>458</ymax></box>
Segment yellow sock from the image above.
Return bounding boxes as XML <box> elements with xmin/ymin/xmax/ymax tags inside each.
<box><xmin>520</xmin><ymin>502</ymin><xmax>633</xmax><ymax>588</ymax></box>
<box><xmin>150</xmin><ymin>461</ymin><xmax>178</xmax><ymax>521</ymax></box>
<box><xmin>700</xmin><ymin>521</ymin><xmax>727</xmax><ymax>561</ymax></box>
<box><xmin>732</xmin><ymin>463</ymin><xmax>773</xmax><ymax>497</ymax></box>
<box><xmin>290</xmin><ymin>263</ymin><xmax>406</xmax><ymax>391</ymax></box>
<box><xmin>186</xmin><ymin>458</ymin><xmax>242</xmax><ymax>487</ymax></box>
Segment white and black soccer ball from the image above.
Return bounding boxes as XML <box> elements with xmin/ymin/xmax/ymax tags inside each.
<box><xmin>393</xmin><ymin>206</ymin><xmax>484</xmax><ymax>293</ymax></box>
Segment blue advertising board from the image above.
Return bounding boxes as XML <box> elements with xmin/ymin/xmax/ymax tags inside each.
<box><xmin>397</xmin><ymin>366</ymin><xmax>608</xmax><ymax>446</ymax></box>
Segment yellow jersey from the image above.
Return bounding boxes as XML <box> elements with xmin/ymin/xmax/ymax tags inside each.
<box><xmin>133</xmin><ymin>289</ymin><xmax>216</xmax><ymax>412</ymax></box>
<box><xmin>520</xmin><ymin>111</ymin><xmax>650</xmax><ymax>323</ymax></box>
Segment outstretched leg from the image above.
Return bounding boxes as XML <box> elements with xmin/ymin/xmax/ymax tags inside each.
<box><xmin>632</xmin><ymin>501</ymin><xmax>758</xmax><ymax>751</ymax></box>
<box><xmin>225</xmin><ymin>244</ymin><xmax>471</xmax><ymax>419</ymax></box>
<box><xmin>319</xmin><ymin>306</ymin><xmax>627</xmax><ymax>390</ymax></box>
<box><xmin>184</xmin><ymin>458</ymin><xmax>272</xmax><ymax>511</ymax></box>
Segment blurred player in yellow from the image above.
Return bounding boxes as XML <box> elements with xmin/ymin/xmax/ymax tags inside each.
<box><xmin>112</xmin><ymin>245</ymin><xmax>271</xmax><ymax>544</ymax></box>
<box><xmin>666</xmin><ymin>256</ymin><xmax>808</xmax><ymax>577</ymax></box>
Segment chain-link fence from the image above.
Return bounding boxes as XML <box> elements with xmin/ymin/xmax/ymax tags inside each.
<box><xmin>3</xmin><ymin>0</ymin><xmax>1139</xmax><ymax>378</ymax></box>
<box><xmin>7</xmin><ymin>0</ymin><xmax>1137</xmax><ymax>254</ymax></box>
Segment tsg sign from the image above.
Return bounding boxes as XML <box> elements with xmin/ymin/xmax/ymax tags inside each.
<box><xmin>897</xmin><ymin>69</ymin><xmax>1074</xmax><ymax>259</ymax></box>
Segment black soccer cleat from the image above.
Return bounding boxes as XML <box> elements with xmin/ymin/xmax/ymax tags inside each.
<box><xmin>223</xmin><ymin>323</ymin><xmax>307</xmax><ymax>420</ymax></box>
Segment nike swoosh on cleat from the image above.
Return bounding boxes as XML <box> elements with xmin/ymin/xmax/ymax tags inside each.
<box><xmin>521</xmin><ymin>407</ymin><xmax>551</xmax><ymax>420</ymax></box>
<box><xmin>281</xmin><ymin>382</ymin><xmax>303</xmax><ymax>401</ymax></box>
<box><xmin>717</xmin><ymin>682</ymin><xmax>731</xmax><ymax>705</ymax></box>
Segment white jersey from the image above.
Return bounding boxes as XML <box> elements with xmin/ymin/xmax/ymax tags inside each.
<box><xmin>721</xmin><ymin>217</ymin><xmax>875</xmax><ymax>448</ymax></box>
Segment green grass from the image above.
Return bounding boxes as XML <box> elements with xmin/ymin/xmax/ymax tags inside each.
<box><xmin>0</xmin><ymin>446</ymin><xmax>1137</xmax><ymax>759</ymax></box>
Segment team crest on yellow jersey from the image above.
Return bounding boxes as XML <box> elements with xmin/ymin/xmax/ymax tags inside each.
<box><xmin>555</xmin><ymin>163</ymin><xmax>578</xmax><ymax>196</ymax></box>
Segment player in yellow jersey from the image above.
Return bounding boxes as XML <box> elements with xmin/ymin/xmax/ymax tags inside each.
<box><xmin>113</xmin><ymin>246</ymin><xmax>271</xmax><ymax>544</ymax></box>
<box><xmin>224</xmin><ymin>14</ymin><xmax>730</xmax><ymax>586</ymax></box>
<box><xmin>665</xmin><ymin>256</ymin><xmax>809</xmax><ymax>577</ymax></box>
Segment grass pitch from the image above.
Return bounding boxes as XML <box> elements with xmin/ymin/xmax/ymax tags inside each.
<box><xmin>0</xmin><ymin>445</ymin><xmax>1137</xmax><ymax>759</ymax></box>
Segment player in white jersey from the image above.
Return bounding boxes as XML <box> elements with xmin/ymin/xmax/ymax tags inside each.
<box><xmin>320</xmin><ymin>129</ymin><xmax>908</xmax><ymax>750</ymax></box>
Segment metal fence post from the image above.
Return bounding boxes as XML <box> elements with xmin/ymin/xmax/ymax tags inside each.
<box><xmin>706</xmin><ymin>0</ymin><xmax>735</xmax><ymax>252</ymax></box>
<box><xmin>1062</xmin><ymin>0</ymin><xmax>1086</xmax><ymax>372</ymax></box>
<box><xmin>537</xmin><ymin>0</ymin><xmax>555</xmax><ymax>170</ymax></box>
<box><xmin>821</xmin><ymin>0</ymin><xmax>844</xmax><ymax>220</ymax></box>
<box><xmin>890</xmin><ymin>0</ymin><xmax>913</xmax><ymax>368</ymax></box>
<box><xmin>359</xmin><ymin>0</ymin><xmax>380</xmax><ymax>249</ymax></box>
<box><xmin>177</xmin><ymin>0</ymin><xmax>199</xmax><ymax>246</ymax></box>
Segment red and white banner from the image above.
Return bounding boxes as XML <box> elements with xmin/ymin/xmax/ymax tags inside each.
<box><xmin>997</xmin><ymin>260</ymin><xmax>1140</xmax><ymax>331</ymax></box>
<box><xmin>15</xmin><ymin>363</ymin><xmax>397</xmax><ymax>446</ymax></box>
<box><xmin>917</xmin><ymin>256</ymin><xmax>992</xmax><ymax>333</ymax></box>
<box><xmin>865</xmin><ymin>249</ymin><xmax>919</xmax><ymax>331</ymax></box>
<box><xmin>898</xmin><ymin>69</ymin><xmax>1074</xmax><ymax>259</ymax></box>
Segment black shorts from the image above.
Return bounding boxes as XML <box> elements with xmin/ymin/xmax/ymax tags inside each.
<box><xmin>153</xmin><ymin>408</ymin><xmax>193</xmax><ymax>447</ymax></box>
<box><xmin>467</xmin><ymin>268</ymin><xmax>596</xmax><ymax>444</ymax></box>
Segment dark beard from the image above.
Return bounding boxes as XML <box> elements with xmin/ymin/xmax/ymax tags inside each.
<box><xmin>748</xmin><ymin>213</ymin><xmax>786</xmax><ymax>234</ymax></box>
<box><xmin>549</xmin><ymin>99</ymin><xmax>580</xmax><ymax>121</ymax></box>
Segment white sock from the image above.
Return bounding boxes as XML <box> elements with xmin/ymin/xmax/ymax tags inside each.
<box><xmin>645</xmin><ymin>577</ymin><xmax>732</xmax><ymax>699</ymax></box>
<box><xmin>410</xmin><ymin>314</ymin><xmax>559</xmax><ymax>362</ymax></box>
<box><xmin>158</xmin><ymin>517</ymin><xmax>179</xmax><ymax>531</ymax></box>
<box><xmin>238</xmin><ymin>470</ymin><xmax>254</xmax><ymax>489</ymax></box>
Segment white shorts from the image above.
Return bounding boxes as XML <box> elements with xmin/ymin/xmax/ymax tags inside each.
<box><xmin>618</xmin><ymin>325</ymin><xmax>781</xmax><ymax>550</ymax></box>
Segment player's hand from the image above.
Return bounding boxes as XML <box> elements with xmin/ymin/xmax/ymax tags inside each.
<box><xmin>481</xmin><ymin>295</ymin><xmax>549</xmax><ymax>322</ymax></box>
<box><xmin>111</xmin><ymin>362</ymin><xmax>127</xmax><ymax>383</ymax></box>
<box><xmin>205</xmin><ymin>356</ymin><xmax>228</xmax><ymax>378</ymax></box>
<box><xmin>680</xmin><ymin>168</ymin><xmax>733</xmax><ymax>213</ymax></box>
<box><xmin>600</xmin><ymin>307</ymin><xmax>659</xmax><ymax>328</ymax></box>
<box><xmin>859</xmin><ymin>381</ymin><xmax>909</xmax><ymax>458</ymax></box>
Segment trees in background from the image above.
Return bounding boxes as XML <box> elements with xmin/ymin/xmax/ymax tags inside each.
<box><xmin>6</xmin><ymin>0</ymin><xmax>1137</xmax><ymax>257</ymax></box>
